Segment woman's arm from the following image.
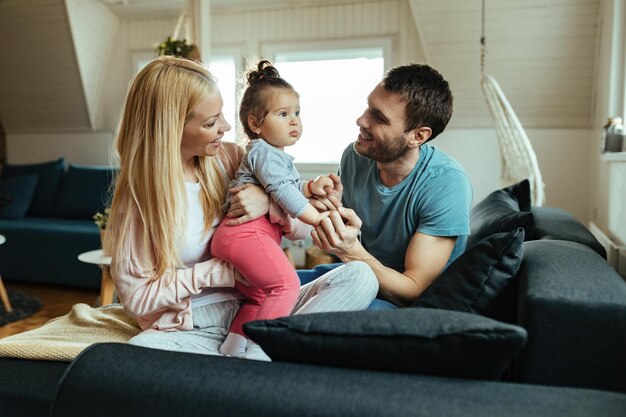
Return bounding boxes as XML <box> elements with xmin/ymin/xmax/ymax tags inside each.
<box><xmin>110</xmin><ymin>216</ymin><xmax>241</xmax><ymax>319</ymax></box>
<box><xmin>112</xmin><ymin>257</ymin><xmax>240</xmax><ymax>319</ymax></box>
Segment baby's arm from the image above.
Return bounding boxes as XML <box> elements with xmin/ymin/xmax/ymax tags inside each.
<box><xmin>298</xmin><ymin>204</ymin><xmax>332</xmax><ymax>226</ymax></box>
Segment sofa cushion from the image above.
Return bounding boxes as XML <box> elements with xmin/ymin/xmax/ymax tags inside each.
<box><xmin>504</xmin><ymin>179</ymin><xmax>531</xmax><ymax>211</ymax></box>
<box><xmin>413</xmin><ymin>228</ymin><xmax>524</xmax><ymax>323</ymax></box>
<box><xmin>469</xmin><ymin>181</ymin><xmax>534</xmax><ymax>247</ymax></box>
<box><xmin>517</xmin><ymin>240</ymin><xmax>626</xmax><ymax>392</ymax></box>
<box><xmin>245</xmin><ymin>308</ymin><xmax>527</xmax><ymax>380</ymax></box>
<box><xmin>0</xmin><ymin>175</ymin><xmax>38</xmax><ymax>219</ymax></box>
<box><xmin>531</xmin><ymin>206</ymin><xmax>607</xmax><ymax>258</ymax></box>
<box><xmin>49</xmin><ymin>343</ymin><xmax>626</xmax><ymax>417</ymax></box>
<box><xmin>1</xmin><ymin>158</ymin><xmax>65</xmax><ymax>217</ymax></box>
<box><xmin>54</xmin><ymin>164</ymin><xmax>115</xmax><ymax>220</ymax></box>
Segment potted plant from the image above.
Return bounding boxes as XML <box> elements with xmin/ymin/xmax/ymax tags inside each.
<box><xmin>93</xmin><ymin>208</ymin><xmax>110</xmax><ymax>252</ymax></box>
<box><xmin>155</xmin><ymin>36</ymin><xmax>200</xmax><ymax>60</ymax></box>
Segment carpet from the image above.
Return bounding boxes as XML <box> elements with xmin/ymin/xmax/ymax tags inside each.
<box><xmin>0</xmin><ymin>290</ymin><xmax>42</xmax><ymax>326</ymax></box>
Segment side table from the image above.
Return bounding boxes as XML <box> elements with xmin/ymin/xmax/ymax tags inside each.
<box><xmin>0</xmin><ymin>234</ymin><xmax>12</xmax><ymax>312</ymax></box>
<box><xmin>77</xmin><ymin>249</ymin><xmax>115</xmax><ymax>306</ymax></box>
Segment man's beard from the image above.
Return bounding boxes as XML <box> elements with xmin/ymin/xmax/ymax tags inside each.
<box><xmin>354</xmin><ymin>134</ymin><xmax>410</xmax><ymax>163</ymax></box>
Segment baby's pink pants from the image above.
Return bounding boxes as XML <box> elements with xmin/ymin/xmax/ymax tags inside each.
<box><xmin>210</xmin><ymin>215</ymin><xmax>300</xmax><ymax>335</ymax></box>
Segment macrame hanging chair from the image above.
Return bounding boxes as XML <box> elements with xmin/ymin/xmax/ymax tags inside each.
<box><xmin>479</xmin><ymin>0</ymin><xmax>545</xmax><ymax>206</ymax></box>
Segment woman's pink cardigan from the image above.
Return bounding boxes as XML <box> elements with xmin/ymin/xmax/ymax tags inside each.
<box><xmin>110</xmin><ymin>142</ymin><xmax>312</xmax><ymax>331</ymax></box>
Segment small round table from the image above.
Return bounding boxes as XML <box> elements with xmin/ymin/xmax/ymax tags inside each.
<box><xmin>0</xmin><ymin>234</ymin><xmax>12</xmax><ymax>312</ymax></box>
<box><xmin>77</xmin><ymin>249</ymin><xmax>114</xmax><ymax>306</ymax></box>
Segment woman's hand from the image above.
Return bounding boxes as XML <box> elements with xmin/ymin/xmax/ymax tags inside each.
<box><xmin>225</xmin><ymin>184</ymin><xmax>270</xmax><ymax>226</ymax></box>
<box><xmin>309</xmin><ymin>173</ymin><xmax>343</xmax><ymax>212</ymax></box>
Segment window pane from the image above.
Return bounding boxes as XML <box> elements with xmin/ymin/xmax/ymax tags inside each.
<box><xmin>208</xmin><ymin>56</ymin><xmax>237</xmax><ymax>143</ymax></box>
<box><xmin>274</xmin><ymin>50</ymin><xmax>384</xmax><ymax>163</ymax></box>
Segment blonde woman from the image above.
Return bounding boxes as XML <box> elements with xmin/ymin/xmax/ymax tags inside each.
<box><xmin>104</xmin><ymin>56</ymin><xmax>378</xmax><ymax>360</ymax></box>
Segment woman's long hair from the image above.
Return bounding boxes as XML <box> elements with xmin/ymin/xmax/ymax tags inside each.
<box><xmin>105</xmin><ymin>56</ymin><xmax>226</xmax><ymax>280</ymax></box>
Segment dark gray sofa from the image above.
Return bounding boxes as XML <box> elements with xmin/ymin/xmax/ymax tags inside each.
<box><xmin>1</xmin><ymin>201</ymin><xmax>626</xmax><ymax>416</ymax></box>
<box><xmin>0</xmin><ymin>158</ymin><xmax>114</xmax><ymax>289</ymax></box>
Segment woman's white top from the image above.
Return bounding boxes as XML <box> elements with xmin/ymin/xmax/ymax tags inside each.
<box><xmin>184</xmin><ymin>181</ymin><xmax>244</xmax><ymax>308</ymax></box>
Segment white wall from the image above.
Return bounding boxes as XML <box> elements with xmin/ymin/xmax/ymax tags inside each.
<box><xmin>590</xmin><ymin>0</ymin><xmax>626</xmax><ymax>244</ymax></box>
<box><xmin>66</xmin><ymin>0</ymin><xmax>120</xmax><ymax>130</ymax></box>
<box><xmin>436</xmin><ymin>128</ymin><xmax>591</xmax><ymax>222</ymax></box>
<box><xmin>3</xmin><ymin>0</ymin><xmax>603</xmax><ymax>226</ymax></box>
<box><xmin>7</xmin><ymin>132</ymin><xmax>114</xmax><ymax>166</ymax></box>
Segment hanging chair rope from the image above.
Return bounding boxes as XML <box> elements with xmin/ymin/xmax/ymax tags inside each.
<box><xmin>479</xmin><ymin>0</ymin><xmax>545</xmax><ymax>206</ymax></box>
<box><xmin>172</xmin><ymin>0</ymin><xmax>191</xmax><ymax>42</ymax></box>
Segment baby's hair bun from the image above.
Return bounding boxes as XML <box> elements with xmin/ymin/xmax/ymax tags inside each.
<box><xmin>247</xmin><ymin>60</ymin><xmax>280</xmax><ymax>85</ymax></box>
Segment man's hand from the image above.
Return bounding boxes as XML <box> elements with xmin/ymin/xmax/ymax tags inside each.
<box><xmin>225</xmin><ymin>184</ymin><xmax>270</xmax><ymax>226</ymax></box>
<box><xmin>311</xmin><ymin>207</ymin><xmax>363</xmax><ymax>260</ymax></box>
<box><xmin>309</xmin><ymin>173</ymin><xmax>343</xmax><ymax>212</ymax></box>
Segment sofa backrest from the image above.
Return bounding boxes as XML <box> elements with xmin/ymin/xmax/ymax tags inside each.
<box><xmin>0</xmin><ymin>158</ymin><xmax>116</xmax><ymax>220</ymax></box>
<box><xmin>53</xmin><ymin>164</ymin><xmax>116</xmax><ymax>220</ymax></box>
<box><xmin>1</xmin><ymin>157</ymin><xmax>65</xmax><ymax>217</ymax></box>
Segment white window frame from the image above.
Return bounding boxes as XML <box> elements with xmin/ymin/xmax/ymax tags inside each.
<box><xmin>208</xmin><ymin>46</ymin><xmax>245</xmax><ymax>143</ymax></box>
<box><xmin>260</xmin><ymin>37</ymin><xmax>393</xmax><ymax>174</ymax></box>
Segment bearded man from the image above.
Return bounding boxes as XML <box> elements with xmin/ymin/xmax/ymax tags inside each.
<box><xmin>305</xmin><ymin>64</ymin><xmax>472</xmax><ymax>309</ymax></box>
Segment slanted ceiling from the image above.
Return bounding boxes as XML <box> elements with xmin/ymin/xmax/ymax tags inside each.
<box><xmin>410</xmin><ymin>0</ymin><xmax>601</xmax><ymax>128</ymax></box>
<box><xmin>0</xmin><ymin>0</ymin><xmax>117</xmax><ymax>133</ymax></box>
<box><xmin>0</xmin><ymin>0</ymin><xmax>603</xmax><ymax>133</ymax></box>
<box><xmin>0</xmin><ymin>0</ymin><xmax>89</xmax><ymax>132</ymax></box>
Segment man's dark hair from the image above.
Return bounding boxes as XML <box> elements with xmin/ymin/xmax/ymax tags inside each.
<box><xmin>381</xmin><ymin>64</ymin><xmax>453</xmax><ymax>141</ymax></box>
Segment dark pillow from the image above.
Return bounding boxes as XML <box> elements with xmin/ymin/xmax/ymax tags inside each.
<box><xmin>1</xmin><ymin>158</ymin><xmax>65</xmax><ymax>217</ymax></box>
<box><xmin>503</xmin><ymin>179</ymin><xmax>531</xmax><ymax>211</ymax></box>
<box><xmin>413</xmin><ymin>228</ymin><xmax>525</xmax><ymax>323</ymax></box>
<box><xmin>0</xmin><ymin>175</ymin><xmax>38</xmax><ymax>219</ymax></box>
<box><xmin>469</xmin><ymin>183</ymin><xmax>534</xmax><ymax>246</ymax></box>
<box><xmin>53</xmin><ymin>164</ymin><xmax>115</xmax><ymax>219</ymax></box>
<box><xmin>244</xmin><ymin>308</ymin><xmax>527</xmax><ymax>380</ymax></box>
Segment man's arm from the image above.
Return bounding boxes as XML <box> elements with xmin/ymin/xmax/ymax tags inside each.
<box><xmin>312</xmin><ymin>208</ymin><xmax>455</xmax><ymax>307</ymax></box>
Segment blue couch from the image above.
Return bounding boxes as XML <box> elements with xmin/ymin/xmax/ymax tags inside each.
<box><xmin>1</xmin><ymin>183</ymin><xmax>626</xmax><ymax>417</ymax></box>
<box><xmin>0</xmin><ymin>158</ymin><xmax>114</xmax><ymax>289</ymax></box>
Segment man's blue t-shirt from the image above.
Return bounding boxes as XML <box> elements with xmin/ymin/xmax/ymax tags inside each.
<box><xmin>339</xmin><ymin>143</ymin><xmax>472</xmax><ymax>273</ymax></box>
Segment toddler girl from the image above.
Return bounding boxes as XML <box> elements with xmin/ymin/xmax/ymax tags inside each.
<box><xmin>211</xmin><ymin>60</ymin><xmax>334</xmax><ymax>358</ymax></box>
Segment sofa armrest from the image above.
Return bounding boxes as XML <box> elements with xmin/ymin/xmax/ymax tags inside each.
<box><xmin>530</xmin><ymin>207</ymin><xmax>607</xmax><ymax>259</ymax></box>
<box><xmin>517</xmin><ymin>240</ymin><xmax>626</xmax><ymax>392</ymax></box>
<box><xmin>51</xmin><ymin>343</ymin><xmax>626</xmax><ymax>417</ymax></box>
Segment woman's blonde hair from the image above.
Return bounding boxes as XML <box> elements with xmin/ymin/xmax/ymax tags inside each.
<box><xmin>105</xmin><ymin>55</ymin><xmax>226</xmax><ymax>280</ymax></box>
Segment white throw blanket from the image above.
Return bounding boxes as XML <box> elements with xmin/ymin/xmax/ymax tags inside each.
<box><xmin>0</xmin><ymin>303</ymin><xmax>141</xmax><ymax>361</ymax></box>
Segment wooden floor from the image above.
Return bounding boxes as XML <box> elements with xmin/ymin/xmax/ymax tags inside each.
<box><xmin>0</xmin><ymin>281</ymin><xmax>99</xmax><ymax>339</ymax></box>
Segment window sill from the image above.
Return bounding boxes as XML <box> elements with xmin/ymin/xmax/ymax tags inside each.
<box><xmin>600</xmin><ymin>152</ymin><xmax>626</xmax><ymax>162</ymax></box>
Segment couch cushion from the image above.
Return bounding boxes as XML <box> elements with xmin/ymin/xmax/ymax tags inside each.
<box><xmin>531</xmin><ymin>206</ymin><xmax>607</xmax><ymax>258</ymax></box>
<box><xmin>0</xmin><ymin>358</ymin><xmax>70</xmax><ymax>417</ymax></box>
<box><xmin>413</xmin><ymin>228</ymin><xmax>524</xmax><ymax>323</ymax></box>
<box><xmin>517</xmin><ymin>240</ymin><xmax>626</xmax><ymax>392</ymax></box>
<box><xmin>54</xmin><ymin>164</ymin><xmax>115</xmax><ymax>220</ymax></box>
<box><xmin>0</xmin><ymin>175</ymin><xmax>38</xmax><ymax>219</ymax></box>
<box><xmin>469</xmin><ymin>182</ymin><xmax>534</xmax><ymax>247</ymax></box>
<box><xmin>245</xmin><ymin>308</ymin><xmax>527</xmax><ymax>380</ymax></box>
<box><xmin>1</xmin><ymin>158</ymin><xmax>65</xmax><ymax>217</ymax></box>
<box><xmin>50</xmin><ymin>343</ymin><xmax>626</xmax><ymax>417</ymax></box>
<box><xmin>504</xmin><ymin>179</ymin><xmax>531</xmax><ymax>211</ymax></box>
<box><xmin>0</xmin><ymin>217</ymin><xmax>101</xmax><ymax>289</ymax></box>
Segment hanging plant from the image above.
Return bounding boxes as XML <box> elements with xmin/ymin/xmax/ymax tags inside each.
<box><xmin>155</xmin><ymin>36</ymin><xmax>199</xmax><ymax>60</ymax></box>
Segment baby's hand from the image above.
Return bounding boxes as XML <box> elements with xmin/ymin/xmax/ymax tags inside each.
<box><xmin>314</xmin><ymin>210</ymin><xmax>332</xmax><ymax>226</ymax></box>
<box><xmin>308</xmin><ymin>175</ymin><xmax>334</xmax><ymax>197</ymax></box>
